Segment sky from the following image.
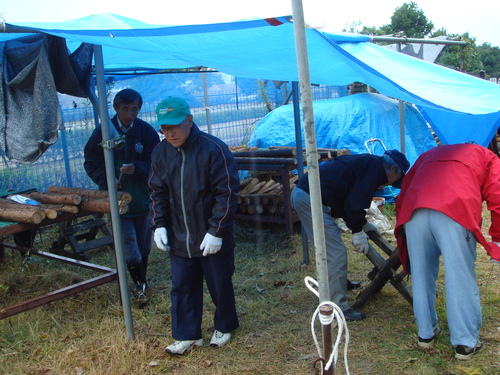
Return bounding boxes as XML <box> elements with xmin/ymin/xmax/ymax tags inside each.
<box><xmin>2</xmin><ymin>0</ymin><xmax>499</xmax><ymax>47</ymax></box>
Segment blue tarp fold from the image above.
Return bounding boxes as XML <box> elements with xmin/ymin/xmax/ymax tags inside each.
<box><xmin>3</xmin><ymin>13</ymin><xmax>500</xmax><ymax>147</ymax></box>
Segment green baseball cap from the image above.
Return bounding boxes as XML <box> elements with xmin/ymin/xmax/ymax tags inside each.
<box><xmin>156</xmin><ymin>97</ymin><xmax>191</xmax><ymax>126</ymax></box>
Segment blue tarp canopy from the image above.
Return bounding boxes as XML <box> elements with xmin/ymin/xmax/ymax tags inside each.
<box><xmin>248</xmin><ymin>93</ymin><xmax>437</xmax><ymax>165</ymax></box>
<box><xmin>3</xmin><ymin>13</ymin><xmax>500</xmax><ymax>147</ymax></box>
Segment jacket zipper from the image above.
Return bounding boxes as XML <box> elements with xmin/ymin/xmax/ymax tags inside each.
<box><xmin>179</xmin><ymin>148</ymin><xmax>191</xmax><ymax>257</ymax></box>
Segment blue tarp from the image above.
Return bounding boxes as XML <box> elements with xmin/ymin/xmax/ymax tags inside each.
<box><xmin>248</xmin><ymin>93</ymin><xmax>437</xmax><ymax>165</ymax></box>
<box><xmin>3</xmin><ymin>13</ymin><xmax>500</xmax><ymax>147</ymax></box>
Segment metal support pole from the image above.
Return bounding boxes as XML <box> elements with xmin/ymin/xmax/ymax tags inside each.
<box><xmin>202</xmin><ymin>72</ymin><xmax>212</xmax><ymax>134</ymax></box>
<box><xmin>398</xmin><ymin>100</ymin><xmax>406</xmax><ymax>154</ymax></box>
<box><xmin>292</xmin><ymin>81</ymin><xmax>310</xmax><ymax>265</ymax></box>
<box><xmin>93</xmin><ymin>44</ymin><xmax>135</xmax><ymax>341</ymax></box>
<box><xmin>320</xmin><ymin>304</ymin><xmax>335</xmax><ymax>375</ymax></box>
<box><xmin>290</xmin><ymin>0</ymin><xmax>329</xmax><ymax>303</ymax></box>
<box><xmin>59</xmin><ymin>122</ymin><xmax>73</xmax><ymax>187</ymax></box>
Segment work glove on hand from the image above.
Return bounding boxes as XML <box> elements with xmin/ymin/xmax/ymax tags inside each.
<box><xmin>352</xmin><ymin>231</ymin><xmax>370</xmax><ymax>254</ymax></box>
<box><xmin>200</xmin><ymin>232</ymin><xmax>223</xmax><ymax>256</ymax></box>
<box><xmin>154</xmin><ymin>227</ymin><xmax>170</xmax><ymax>251</ymax></box>
<box><xmin>363</xmin><ymin>222</ymin><xmax>381</xmax><ymax>235</ymax></box>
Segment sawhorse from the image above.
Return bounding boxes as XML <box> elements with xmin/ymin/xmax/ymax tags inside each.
<box><xmin>352</xmin><ymin>231</ymin><xmax>413</xmax><ymax>309</ymax></box>
<box><xmin>51</xmin><ymin>214</ymin><xmax>113</xmax><ymax>260</ymax></box>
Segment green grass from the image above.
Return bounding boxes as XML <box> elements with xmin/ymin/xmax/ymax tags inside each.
<box><xmin>0</xmin><ymin>214</ymin><xmax>499</xmax><ymax>374</ymax></box>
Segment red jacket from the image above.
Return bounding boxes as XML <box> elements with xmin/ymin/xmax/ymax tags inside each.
<box><xmin>395</xmin><ymin>143</ymin><xmax>500</xmax><ymax>274</ymax></box>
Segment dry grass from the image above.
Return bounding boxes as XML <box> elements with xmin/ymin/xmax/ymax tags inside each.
<box><xmin>0</xmin><ymin>208</ymin><xmax>499</xmax><ymax>375</ymax></box>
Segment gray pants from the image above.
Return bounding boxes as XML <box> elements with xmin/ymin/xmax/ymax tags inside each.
<box><xmin>291</xmin><ymin>187</ymin><xmax>349</xmax><ymax>310</ymax></box>
<box><xmin>405</xmin><ymin>208</ymin><xmax>481</xmax><ymax>347</ymax></box>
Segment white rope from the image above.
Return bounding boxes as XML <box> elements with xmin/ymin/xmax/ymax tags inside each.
<box><xmin>305</xmin><ymin>276</ymin><xmax>351</xmax><ymax>374</ymax></box>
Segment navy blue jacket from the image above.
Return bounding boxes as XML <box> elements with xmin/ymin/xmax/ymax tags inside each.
<box><xmin>84</xmin><ymin>115</ymin><xmax>160</xmax><ymax>217</ymax></box>
<box><xmin>149</xmin><ymin>123</ymin><xmax>239</xmax><ymax>258</ymax></box>
<box><xmin>296</xmin><ymin>154</ymin><xmax>388</xmax><ymax>233</ymax></box>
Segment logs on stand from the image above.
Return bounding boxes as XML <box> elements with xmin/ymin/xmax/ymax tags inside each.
<box><xmin>231</xmin><ymin>146</ymin><xmax>348</xmax><ymax>218</ymax></box>
<box><xmin>237</xmin><ymin>175</ymin><xmax>294</xmax><ymax>216</ymax></box>
<box><xmin>0</xmin><ymin>199</ymin><xmax>46</xmax><ymax>224</ymax></box>
<box><xmin>0</xmin><ymin>186</ymin><xmax>132</xmax><ymax>224</ymax></box>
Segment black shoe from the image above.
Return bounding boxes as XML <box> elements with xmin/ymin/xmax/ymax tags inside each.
<box><xmin>455</xmin><ymin>339</ymin><xmax>483</xmax><ymax>360</ymax></box>
<box><xmin>347</xmin><ymin>279</ymin><xmax>361</xmax><ymax>291</ymax></box>
<box><xmin>342</xmin><ymin>308</ymin><xmax>366</xmax><ymax>321</ymax></box>
<box><xmin>417</xmin><ymin>326</ymin><xmax>442</xmax><ymax>348</ymax></box>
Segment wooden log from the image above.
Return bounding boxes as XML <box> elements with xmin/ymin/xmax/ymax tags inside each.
<box><xmin>246</xmin><ymin>204</ymin><xmax>256</xmax><ymax>215</ymax></box>
<box><xmin>239</xmin><ymin>178</ymin><xmax>260</xmax><ymax>195</ymax></box>
<box><xmin>267</xmin><ymin>203</ymin><xmax>277</xmax><ymax>214</ymax></box>
<box><xmin>246</xmin><ymin>181</ymin><xmax>265</xmax><ymax>195</ymax></box>
<box><xmin>0</xmin><ymin>205</ymin><xmax>45</xmax><ymax>224</ymax></box>
<box><xmin>263</xmin><ymin>182</ymin><xmax>281</xmax><ymax>194</ymax></box>
<box><xmin>38</xmin><ymin>203</ymin><xmax>79</xmax><ymax>215</ymax></box>
<box><xmin>257</xmin><ymin>179</ymin><xmax>276</xmax><ymax>194</ymax></box>
<box><xmin>48</xmin><ymin>186</ymin><xmax>132</xmax><ymax>203</ymax></box>
<box><xmin>80</xmin><ymin>197</ymin><xmax>129</xmax><ymax>215</ymax></box>
<box><xmin>27</xmin><ymin>192</ymin><xmax>82</xmax><ymax>205</ymax></box>
<box><xmin>238</xmin><ymin>204</ymin><xmax>247</xmax><ymax>214</ymax></box>
<box><xmin>239</xmin><ymin>178</ymin><xmax>253</xmax><ymax>190</ymax></box>
<box><xmin>232</xmin><ymin>148</ymin><xmax>296</xmax><ymax>158</ymax></box>
<box><xmin>0</xmin><ymin>199</ymin><xmax>46</xmax><ymax>219</ymax></box>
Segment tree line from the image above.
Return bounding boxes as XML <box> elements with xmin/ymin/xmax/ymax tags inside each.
<box><xmin>348</xmin><ymin>1</ymin><xmax>500</xmax><ymax>78</ymax></box>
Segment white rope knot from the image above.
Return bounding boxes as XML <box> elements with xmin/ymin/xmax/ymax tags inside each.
<box><xmin>305</xmin><ymin>276</ymin><xmax>351</xmax><ymax>374</ymax></box>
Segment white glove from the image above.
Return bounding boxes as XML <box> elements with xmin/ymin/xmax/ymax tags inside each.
<box><xmin>352</xmin><ymin>231</ymin><xmax>370</xmax><ymax>254</ymax></box>
<box><xmin>154</xmin><ymin>227</ymin><xmax>170</xmax><ymax>251</ymax></box>
<box><xmin>363</xmin><ymin>222</ymin><xmax>380</xmax><ymax>234</ymax></box>
<box><xmin>200</xmin><ymin>232</ymin><xmax>222</xmax><ymax>256</ymax></box>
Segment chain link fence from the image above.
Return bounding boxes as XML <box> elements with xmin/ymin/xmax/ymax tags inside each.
<box><xmin>0</xmin><ymin>82</ymin><xmax>347</xmax><ymax>193</ymax></box>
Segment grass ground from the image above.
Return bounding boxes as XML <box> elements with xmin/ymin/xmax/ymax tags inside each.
<box><xmin>0</xmin><ymin>208</ymin><xmax>499</xmax><ymax>375</ymax></box>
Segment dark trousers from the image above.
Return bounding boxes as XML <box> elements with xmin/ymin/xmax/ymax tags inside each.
<box><xmin>169</xmin><ymin>251</ymin><xmax>239</xmax><ymax>340</ymax></box>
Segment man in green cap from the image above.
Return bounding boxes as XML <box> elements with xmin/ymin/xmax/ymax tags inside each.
<box><xmin>149</xmin><ymin>97</ymin><xmax>240</xmax><ymax>355</ymax></box>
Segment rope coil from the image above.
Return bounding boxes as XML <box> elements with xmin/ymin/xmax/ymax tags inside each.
<box><xmin>305</xmin><ymin>276</ymin><xmax>351</xmax><ymax>374</ymax></box>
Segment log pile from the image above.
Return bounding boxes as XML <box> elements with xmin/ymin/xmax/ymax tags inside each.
<box><xmin>0</xmin><ymin>186</ymin><xmax>132</xmax><ymax>224</ymax></box>
<box><xmin>232</xmin><ymin>146</ymin><xmax>349</xmax><ymax>217</ymax></box>
<box><xmin>237</xmin><ymin>175</ymin><xmax>297</xmax><ymax>215</ymax></box>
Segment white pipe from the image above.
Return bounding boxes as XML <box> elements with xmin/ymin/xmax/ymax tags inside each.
<box><xmin>291</xmin><ymin>0</ymin><xmax>330</xmax><ymax>303</ymax></box>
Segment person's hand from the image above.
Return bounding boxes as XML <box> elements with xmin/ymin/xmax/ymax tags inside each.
<box><xmin>200</xmin><ymin>233</ymin><xmax>222</xmax><ymax>256</ymax></box>
<box><xmin>154</xmin><ymin>227</ymin><xmax>170</xmax><ymax>251</ymax></box>
<box><xmin>352</xmin><ymin>231</ymin><xmax>369</xmax><ymax>254</ymax></box>
<box><xmin>363</xmin><ymin>222</ymin><xmax>380</xmax><ymax>235</ymax></box>
<box><xmin>120</xmin><ymin>163</ymin><xmax>135</xmax><ymax>175</ymax></box>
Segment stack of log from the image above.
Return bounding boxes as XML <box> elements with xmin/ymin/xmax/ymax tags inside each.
<box><xmin>232</xmin><ymin>146</ymin><xmax>349</xmax><ymax>217</ymax></box>
<box><xmin>231</xmin><ymin>145</ymin><xmax>350</xmax><ymax>164</ymax></box>
<box><xmin>237</xmin><ymin>175</ymin><xmax>297</xmax><ymax>215</ymax></box>
<box><xmin>0</xmin><ymin>187</ymin><xmax>132</xmax><ymax>224</ymax></box>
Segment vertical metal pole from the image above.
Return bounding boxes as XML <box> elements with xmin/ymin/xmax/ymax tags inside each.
<box><xmin>395</xmin><ymin>42</ymin><xmax>406</xmax><ymax>154</ymax></box>
<box><xmin>292</xmin><ymin>81</ymin><xmax>309</xmax><ymax>265</ymax></box>
<box><xmin>291</xmin><ymin>0</ymin><xmax>333</xmax><ymax>371</ymax></box>
<box><xmin>59</xmin><ymin>123</ymin><xmax>73</xmax><ymax>187</ymax></box>
<box><xmin>202</xmin><ymin>72</ymin><xmax>212</xmax><ymax>134</ymax></box>
<box><xmin>320</xmin><ymin>304</ymin><xmax>334</xmax><ymax>375</ymax></box>
<box><xmin>93</xmin><ymin>44</ymin><xmax>135</xmax><ymax>341</ymax></box>
<box><xmin>399</xmin><ymin>100</ymin><xmax>406</xmax><ymax>154</ymax></box>
<box><xmin>290</xmin><ymin>0</ymin><xmax>329</xmax><ymax>303</ymax></box>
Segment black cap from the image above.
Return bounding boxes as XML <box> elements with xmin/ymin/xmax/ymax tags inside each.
<box><xmin>384</xmin><ymin>149</ymin><xmax>410</xmax><ymax>188</ymax></box>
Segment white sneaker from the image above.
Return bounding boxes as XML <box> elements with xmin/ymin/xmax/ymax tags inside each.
<box><xmin>210</xmin><ymin>330</ymin><xmax>231</xmax><ymax>347</ymax></box>
<box><xmin>165</xmin><ymin>339</ymin><xmax>203</xmax><ymax>355</ymax></box>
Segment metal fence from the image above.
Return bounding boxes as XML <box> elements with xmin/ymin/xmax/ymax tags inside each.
<box><xmin>0</xmin><ymin>84</ymin><xmax>347</xmax><ymax>193</ymax></box>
